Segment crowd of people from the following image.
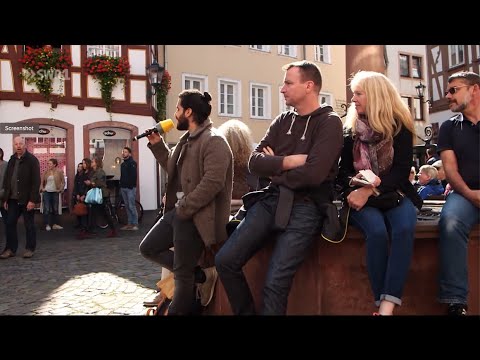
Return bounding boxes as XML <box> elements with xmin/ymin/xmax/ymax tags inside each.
<box><xmin>137</xmin><ymin>66</ymin><xmax>478</xmax><ymax>316</ymax></box>
<box><xmin>0</xmin><ymin>66</ymin><xmax>478</xmax><ymax>317</ymax></box>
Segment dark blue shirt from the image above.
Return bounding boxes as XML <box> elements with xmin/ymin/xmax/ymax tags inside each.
<box><xmin>437</xmin><ymin>114</ymin><xmax>480</xmax><ymax>190</ymax></box>
<box><xmin>120</xmin><ymin>156</ymin><xmax>137</xmax><ymax>189</ymax></box>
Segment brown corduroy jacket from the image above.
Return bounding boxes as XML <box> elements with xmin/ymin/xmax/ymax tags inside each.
<box><xmin>148</xmin><ymin>119</ymin><xmax>233</xmax><ymax>247</ymax></box>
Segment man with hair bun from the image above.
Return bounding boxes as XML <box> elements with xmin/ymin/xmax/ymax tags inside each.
<box><xmin>139</xmin><ymin>89</ymin><xmax>233</xmax><ymax>315</ymax></box>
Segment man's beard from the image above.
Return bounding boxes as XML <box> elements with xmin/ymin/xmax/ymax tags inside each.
<box><xmin>176</xmin><ymin>114</ymin><xmax>189</xmax><ymax>131</ymax></box>
<box><xmin>450</xmin><ymin>101</ymin><xmax>467</xmax><ymax>113</ymax></box>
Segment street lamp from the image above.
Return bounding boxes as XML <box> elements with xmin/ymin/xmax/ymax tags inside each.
<box><xmin>415</xmin><ymin>80</ymin><xmax>432</xmax><ymax>107</ymax></box>
<box><xmin>147</xmin><ymin>58</ymin><xmax>165</xmax><ymax>96</ymax></box>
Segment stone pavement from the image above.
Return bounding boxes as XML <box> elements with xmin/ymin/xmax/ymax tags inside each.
<box><xmin>0</xmin><ymin>210</ymin><xmax>162</xmax><ymax>315</ymax></box>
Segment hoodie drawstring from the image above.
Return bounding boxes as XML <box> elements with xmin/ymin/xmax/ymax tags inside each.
<box><xmin>286</xmin><ymin>114</ymin><xmax>296</xmax><ymax>135</ymax></box>
<box><xmin>301</xmin><ymin>116</ymin><xmax>311</xmax><ymax>141</ymax></box>
<box><xmin>286</xmin><ymin>114</ymin><xmax>311</xmax><ymax>141</ymax></box>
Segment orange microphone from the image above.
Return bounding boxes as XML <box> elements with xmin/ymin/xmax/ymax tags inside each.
<box><xmin>132</xmin><ymin>119</ymin><xmax>174</xmax><ymax>141</ymax></box>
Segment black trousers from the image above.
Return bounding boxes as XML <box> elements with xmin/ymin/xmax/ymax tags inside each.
<box><xmin>139</xmin><ymin>209</ymin><xmax>205</xmax><ymax>315</ymax></box>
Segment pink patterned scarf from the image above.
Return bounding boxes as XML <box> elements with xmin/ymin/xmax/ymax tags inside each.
<box><xmin>353</xmin><ymin>116</ymin><xmax>394</xmax><ymax>176</ymax></box>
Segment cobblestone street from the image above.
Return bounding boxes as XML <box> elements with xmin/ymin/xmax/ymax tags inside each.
<box><xmin>0</xmin><ymin>210</ymin><xmax>161</xmax><ymax>315</ymax></box>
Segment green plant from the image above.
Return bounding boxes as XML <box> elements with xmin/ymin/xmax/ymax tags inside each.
<box><xmin>155</xmin><ymin>69</ymin><xmax>172</xmax><ymax>121</ymax></box>
<box><xmin>84</xmin><ymin>55</ymin><xmax>130</xmax><ymax>116</ymax></box>
<box><xmin>19</xmin><ymin>46</ymin><xmax>72</xmax><ymax>102</ymax></box>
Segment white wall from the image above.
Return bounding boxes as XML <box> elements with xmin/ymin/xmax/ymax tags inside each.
<box><xmin>430</xmin><ymin>109</ymin><xmax>454</xmax><ymax>127</ymax></box>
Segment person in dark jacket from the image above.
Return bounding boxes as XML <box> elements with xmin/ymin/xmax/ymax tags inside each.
<box><xmin>0</xmin><ymin>136</ymin><xmax>40</xmax><ymax>259</ymax></box>
<box><xmin>119</xmin><ymin>147</ymin><xmax>138</xmax><ymax>231</ymax></box>
<box><xmin>72</xmin><ymin>162</ymin><xmax>86</xmax><ymax>228</ymax></box>
<box><xmin>215</xmin><ymin>60</ymin><xmax>343</xmax><ymax>315</ymax></box>
<box><xmin>336</xmin><ymin>71</ymin><xmax>423</xmax><ymax>315</ymax></box>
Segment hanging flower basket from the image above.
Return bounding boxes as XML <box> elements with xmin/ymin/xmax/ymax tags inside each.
<box><xmin>84</xmin><ymin>55</ymin><xmax>130</xmax><ymax>115</ymax></box>
<box><xmin>19</xmin><ymin>46</ymin><xmax>72</xmax><ymax>102</ymax></box>
<box><xmin>156</xmin><ymin>69</ymin><xmax>172</xmax><ymax>121</ymax></box>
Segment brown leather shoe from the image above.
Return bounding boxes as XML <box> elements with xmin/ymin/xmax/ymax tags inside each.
<box><xmin>197</xmin><ymin>266</ymin><xmax>218</xmax><ymax>307</ymax></box>
<box><xmin>0</xmin><ymin>249</ymin><xmax>15</xmax><ymax>259</ymax></box>
<box><xmin>22</xmin><ymin>250</ymin><xmax>34</xmax><ymax>258</ymax></box>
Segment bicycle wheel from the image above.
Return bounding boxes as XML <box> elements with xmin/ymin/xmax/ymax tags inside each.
<box><xmin>116</xmin><ymin>202</ymin><xmax>128</xmax><ymax>225</ymax></box>
<box><xmin>94</xmin><ymin>205</ymin><xmax>109</xmax><ymax>229</ymax></box>
<box><xmin>116</xmin><ymin>200</ymin><xmax>144</xmax><ymax>225</ymax></box>
<box><xmin>136</xmin><ymin>200</ymin><xmax>144</xmax><ymax>223</ymax></box>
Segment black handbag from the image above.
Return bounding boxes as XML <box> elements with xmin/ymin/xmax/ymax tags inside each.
<box><xmin>342</xmin><ymin>187</ymin><xmax>405</xmax><ymax>212</ymax></box>
<box><xmin>365</xmin><ymin>190</ymin><xmax>405</xmax><ymax>211</ymax></box>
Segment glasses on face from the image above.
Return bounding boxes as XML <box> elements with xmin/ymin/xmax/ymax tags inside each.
<box><xmin>444</xmin><ymin>85</ymin><xmax>470</xmax><ymax>96</ymax></box>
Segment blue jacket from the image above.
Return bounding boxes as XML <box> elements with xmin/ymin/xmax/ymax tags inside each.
<box><xmin>418</xmin><ymin>179</ymin><xmax>444</xmax><ymax>200</ymax></box>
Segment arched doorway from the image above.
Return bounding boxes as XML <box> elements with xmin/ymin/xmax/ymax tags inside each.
<box><xmin>15</xmin><ymin>119</ymin><xmax>74</xmax><ymax>208</ymax></box>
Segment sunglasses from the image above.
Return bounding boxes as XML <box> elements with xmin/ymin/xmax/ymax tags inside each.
<box><xmin>444</xmin><ymin>85</ymin><xmax>470</xmax><ymax>96</ymax></box>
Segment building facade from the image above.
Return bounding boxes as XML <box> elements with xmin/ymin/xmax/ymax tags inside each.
<box><xmin>0</xmin><ymin>45</ymin><xmax>161</xmax><ymax>210</ymax></box>
<box><xmin>158</xmin><ymin>45</ymin><xmax>347</xmax><ymax>145</ymax></box>
<box><xmin>426</xmin><ymin>45</ymin><xmax>480</xmax><ymax>142</ymax></box>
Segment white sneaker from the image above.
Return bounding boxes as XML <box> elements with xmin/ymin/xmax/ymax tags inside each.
<box><xmin>46</xmin><ymin>225</ymin><xmax>51</xmax><ymax>231</ymax></box>
<box><xmin>52</xmin><ymin>224</ymin><xmax>63</xmax><ymax>230</ymax></box>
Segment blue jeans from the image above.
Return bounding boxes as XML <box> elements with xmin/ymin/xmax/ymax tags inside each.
<box><xmin>438</xmin><ymin>192</ymin><xmax>480</xmax><ymax>306</ymax></box>
<box><xmin>215</xmin><ymin>194</ymin><xmax>321</xmax><ymax>315</ymax></box>
<box><xmin>349</xmin><ymin>197</ymin><xmax>417</xmax><ymax>307</ymax></box>
<box><xmin>43</xmin><ymin>192</ymin><xmax>60</xmax><ymax>226</ymax></box>
<box><xmin>120</xmin><ymin>187</ymin><xmax>138</xmax><ymax>226</ymax></box>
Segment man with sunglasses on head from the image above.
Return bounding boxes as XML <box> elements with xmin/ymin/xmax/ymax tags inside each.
<box><xmin>436</xmin><ymin>71</ymin><xmax>480</xmax><ymax>316</ymax></box>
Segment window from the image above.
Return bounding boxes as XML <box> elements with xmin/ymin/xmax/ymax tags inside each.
<box><xmin>218</xmin><ymin>78</ymin><xmax>241</xmax><ymax>117</ymax></box>
<box><xmin>399</xmin><ymin>54</ymin><xmax>423</xmax><ymax>78</ymax></box>
<box><xmin>448</xmin><ymin>45</ymin><xmax>465</xmax><ymax>68</ymax></box>
<box><xmin>476</xmin><ymin>45</ymin><xmax>480</xmax><ymax>59</ymax></box>
<box><xmin>279</xmin><ymin>86</ymin><xmax>293</xmax><ymax>114</ymax></box>
<box><xmin>314</xmin><ymin>45</ymin><xmax>330</xmax><ymax>63</ymax></box>
<box><xmin>413</xmin><ymin>98</ymin><xmax>423</xmax><ymax>120</ymax></box>
<box><xmin>249</xmin><ymin>45</ymin><xmax>270</xmax><ymax>52</ymax></box>
<box><xmin>87</xmin><ymin>45</ymin><xmax>121</xmax><ymax>57</ymax></box>
<box><xmin>278</xmin><ymin>45</ymin><xmax>297</xmax><ymax>58</ymax></box>
<box><xmin>411</xmin><ymin>56</ymin><xmax>422</xmax><ymax>78</ymax></box>
<box><xmin>319</xmin><ymin>93</ymin><xmax>332</xmax><ymax>105</ymax></box>
<box><xmin>399</xmin><ymin>54</ymin><xmax>410</xmax><ymax>77</ymax></box>
<box><xmin>250</xmin><ymin>83</ymin><xmax>271</xmax><ymax>119</ymax></box>
<box><xmin>182</xmin><ymin>73</ymin><xmax>208</xmax><ymax>92</ymax></box>
<box><xmin>402</xmin><ymin>96</ymin><xmax>423</xmax><ymax>121</ymax></box>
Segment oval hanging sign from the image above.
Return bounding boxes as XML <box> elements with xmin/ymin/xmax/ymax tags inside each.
<box><xmin>103</xmin><ymin>130</ymin><xmax>116</xmax><ymax>137</ymax></box>
<box><xmin>38</xmin><ymin>128</ymin><xmax>50</xmax><ymax>135</ymax></box>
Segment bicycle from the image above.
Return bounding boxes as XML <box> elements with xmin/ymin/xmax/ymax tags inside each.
<box><xmin>96</xmin><ymin>193</ymin><xmax>144</xmax><ymax>229</ymax></box>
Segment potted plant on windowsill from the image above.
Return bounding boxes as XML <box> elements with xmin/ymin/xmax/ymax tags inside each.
<box><xmin>19</xmin><ymin>45</ymin><xmax>72</xmax><ymax>105</ymax></box>
<box><xmin>156</xmin><ymin>69</ymin><xmax>172</xmax><ymax>121</ymax></box>
<box><xmin>84</xmin><ymin>55</ymin><xmax>130</xmax><ymax>119</ymax></box>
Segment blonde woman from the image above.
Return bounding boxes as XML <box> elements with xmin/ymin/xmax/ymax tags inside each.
<box><xmin>218</xmin><ymin>119</ymin><xmax>254</xmax><ymax>213</ymax></box>
<box><xmin>40</xmin><ymin>158</ymin><xmax>65</xmax><ymax>231</ymax></box>
<box><xmin>337</xmin><ymin>71</ymin><xmax>423</xmax><ymax>315</ymax></box>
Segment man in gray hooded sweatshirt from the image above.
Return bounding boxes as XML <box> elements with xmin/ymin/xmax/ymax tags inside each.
<box><xmin>215</xmin><ymin>60</ymin><xmax>343</xmax><ymax>315</ymax></box>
